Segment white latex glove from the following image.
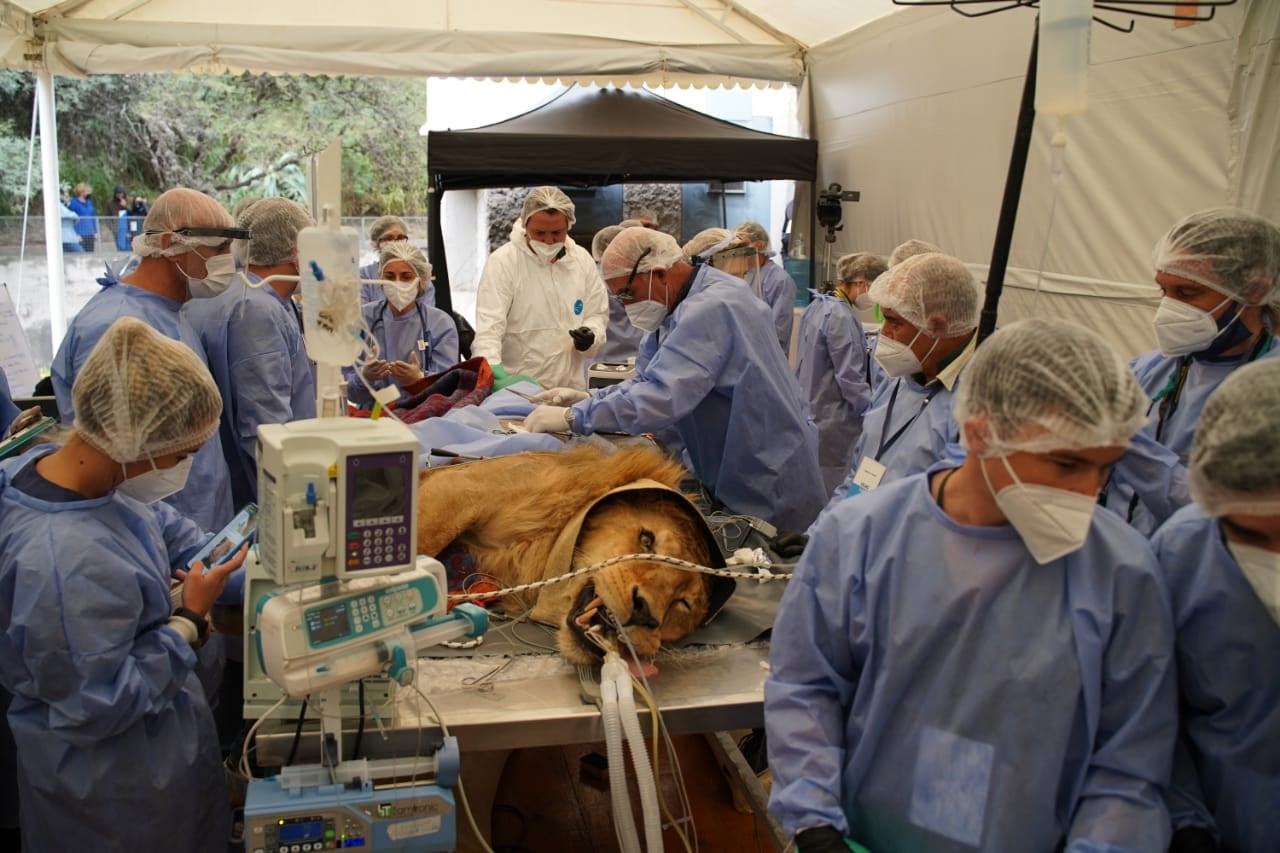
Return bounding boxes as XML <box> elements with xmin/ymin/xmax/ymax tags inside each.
<box><xmin>531</xmin><ymin>386</ymin><xmax>590</xmax><ymax>405</ymax></box>
<box><xmin>524</xmin><ymin>404</ymin><xmax>570</xmax><ymax>434</ymax></box>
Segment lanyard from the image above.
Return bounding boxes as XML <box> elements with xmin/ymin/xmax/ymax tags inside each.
<box><xmin>875</xmin><ymin>379</ymin><xmax>939</xmax><ymax>461</ymax></box>
<box><xmin>1150</xmin><ymin>332</ymin><xmax>1272</xmax><ymax>444</ymax></box>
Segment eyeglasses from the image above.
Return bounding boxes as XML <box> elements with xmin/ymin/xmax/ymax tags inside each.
<box><xmin>145</xmin><ymin>226</ymin><xmax>251</xmax><ymax>241</ymax></box>
<box><xmin>615</xmin><ymin>248</ymin><xmax>653</xmax><ymax>304</ymax></box>
<box><xmin>376</xmin><ymin>234</ymin><xmax>408</xmax><ymax>246</ymax></box>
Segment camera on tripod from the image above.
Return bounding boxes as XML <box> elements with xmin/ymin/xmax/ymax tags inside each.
<box><xmin>817</xmin><ymin>183</ymin><xmax>861</xmax><ymax>232</ymax></box>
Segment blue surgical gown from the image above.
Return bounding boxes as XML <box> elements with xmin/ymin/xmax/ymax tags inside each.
<box><xmin>794</xmin><ymin>293</ymin><xmax>872</xmax><ymax>494</ymax></box>
<box><xmin>359</xmin><ymin>261</ymin><xmax>437</xmax><ymax>306</ymax></box>
<box><xmin>0</xmin><ymin>368</ymin><xmax>19</xmax><ymax>436</ymax></box>
<box><xmin>0</xmin><ymin>448</ymin><xmax>229</xmax><ymax>853</ymax></box>
<box><xmin>573</xmin><ymin>265</ymin><xmax>825</xmax><ymax>532</ymax></box>
<box><xmin>1152</xmin><ymin>504</ymin><xmax>1280</xmax><ymax>852</ymax></box>
<box><xmin>1106</xmin><ymin>342</ymin><xmax>1277</xmax><ymax>534</ymax></box>
<box><xmin>50</xmin><ymin>279</ymin><xmax>234</xmax><ymax>531</ymax></box>
<box><xmin>590</xmin><ymin>292</ymin><xmax>646</xmax><ymax>365</ymax></box>
<box><xmin>766</xmin><ymin>471</ymin><xmax>1177</xmax><ymax>853</ymax></box>
<box><xmin>186</xmin><ymin>279</ymin><xmax>317</xmax><ymax>507</ymax></box>
<box><xmin>343</xmin><ymin>296</ymin><xmax>459</xmax><ymax>409</ymax></box>
<box><xmin>760</xmin><ymin>261</ymin><xmax>796</xmax><ymax>353</ymax></box>
<box><xmin>832</xmin><ymin>372</ymin><xmax>962</xmax><ymax>499</ymax></box>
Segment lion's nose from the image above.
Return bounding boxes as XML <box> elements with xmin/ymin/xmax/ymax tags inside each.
<box><xmin>627</xmin><ymin>588</ymin><xmax>659</xmax><ymax>629</ymax></box>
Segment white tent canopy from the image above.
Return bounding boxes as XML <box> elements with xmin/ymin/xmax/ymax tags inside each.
<box><xmin>0</xmin><ymin>0</ymin><xmax>900</xmax><ymax>86</ymax></box>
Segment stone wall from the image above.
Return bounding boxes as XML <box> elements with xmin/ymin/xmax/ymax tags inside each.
<box><xmin>624</xmin><ymin>184</ymin><xmax>681</xmax><ymax>237</ymax></box>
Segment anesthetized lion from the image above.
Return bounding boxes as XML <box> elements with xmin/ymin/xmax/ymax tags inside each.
<box><xmin>416</xmin><ymin>443</ymin><xmax>734</xmax><ymax>668</ymax></box>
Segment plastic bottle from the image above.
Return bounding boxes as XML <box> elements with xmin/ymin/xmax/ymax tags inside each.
<box><xmin>1036</xmin><ymin>0</ymin><xmax>1092</xmax><ymax>116</ymax></box>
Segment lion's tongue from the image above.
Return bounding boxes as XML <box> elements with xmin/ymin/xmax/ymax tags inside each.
<box><xmin>620</xmin><ymin>646</ymin><xmax>658</xmax><ymax>679</ymax></box>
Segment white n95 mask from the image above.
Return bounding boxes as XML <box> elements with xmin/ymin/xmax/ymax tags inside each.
<box><xmin>186</xmin><ymin>252</ymin><xmax>237</xmax><ymax>299</ymax></box>
<box><xmin>118</xmin><ymin>456</ymin><xmax>194</xmax><ymax>504</ymax></box>
<box><xmin>1227</xmin><ymin>540</ymin><xmax>1280</xmax><ymax>625</ymax></box>
<box><xmin>874</xmin><ymin>331</ymin><xmax>925</xmax><ymax>378</ymax></box>
<box><xmin>383</xmin><ymin>279</ymin><xmax>420</xmax><ymax>311</ymax></box>
<box><xmin>530</xmin><ymin>241</ymin><xmax>565</xmax><ymax>263</ymax></box>
<box><xmin>1151</xmin><ymin>296</ymin><xmax>1233</xmax><ymax>357</ymax></box>
<box><xmin>625</xmin><ymin>301</ymin><xmax>667</xmax><ymax>333</ymax></box>
<box><xmin>983</xmin><ymin>455</ymin><xmax>1096</xmax><ymax>564</ymax></box>
<box><xmin>853</xmin><ymin>293</ymin><xmax>875</xmax><ymax>312</ymax></box>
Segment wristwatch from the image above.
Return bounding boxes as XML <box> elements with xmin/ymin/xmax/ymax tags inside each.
<box><xmin>564</xmin><ymin>407</ymin><xmax>575</xmax><ymax>430</ymax></box>
<box><xmin>173</xmin><ymin>606</ymin><xmax>209</xmax><ymax>642</ymax></box>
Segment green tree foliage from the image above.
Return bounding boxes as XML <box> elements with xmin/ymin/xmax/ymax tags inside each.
<box><xmin>0</xmin><ymin>70</ymin><xmax>429</xmax><ymax>216</ymax></box>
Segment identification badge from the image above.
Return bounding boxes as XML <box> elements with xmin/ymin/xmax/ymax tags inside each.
<box><xmin>852</xmin><ymin>457</ymin><xmax>886</xmax><ymax>493</ymax></box>
<box><xmin>417</xmin><ymin>339</ymin><xmax>429</xmax><ymax>352</ymax></box>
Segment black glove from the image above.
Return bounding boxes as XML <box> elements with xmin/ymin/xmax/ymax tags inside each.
<box><xmin>569</xmin><ymin>326</ymin><xmax>595</xmax><ymax>351</ymax></box>
<box><xmin>796</xmin><ymin>826</ymin><xmax>849</xmax><ymax>853</ymax></box>
<box><xmin>1169</xmin><ymin>827</ymin><xmax>1219</xmax><ymax>853</ymax></box>
<box><xmin>772</xmin><ymin>530</ymin><xmax>809</xmax><ymax>559</ymax></box>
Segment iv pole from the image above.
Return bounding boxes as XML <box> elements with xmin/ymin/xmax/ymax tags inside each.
<box><xmin>889</xmin><ymin>0</ymin><xmax>1239</xmax><ymax>344</ymax></box>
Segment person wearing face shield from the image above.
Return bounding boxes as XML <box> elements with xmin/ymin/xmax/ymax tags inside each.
<box><xmin>472</xmin><ymin>187</ymin><xmax>609</xmax><ymax>390</ymax></box>
<box><xmin>735</xmin><ymin>221</ymin><xmax>797</xmax><ymax>354</ymax></box>
<box><xmin>795</xmin><ymin>253</ymin><xmax>886</xmax><ymax>493</ymax></box>
<box><xmin>588</xmin><ymin>224</ymin><xmax>646</xmax><ymax>365</ymax></box>
<box><xmin>186</xmin><ymin>198</ymin><xmax>318</xmax><ymax>510</ymax></box>
<box><xmin>0</xmin><ymin>318</ymin><xmax>248</xmax><ymax>853</ymax></box>
<box><xmin>524</xmin><ymin>227</ymin><xmax>826</xmax><ymax>533</ymax></box>
<box><xmin>1150</xmin><ymin>358</ymin><xmax>1280</xmax><ymax>853</ymax></box>
<box><xmin>830</xmin><ymin>253</ymin><xmax>981</xmax><ymax>499</ymax></box>
<box><xmin>50</xmin><ymin>187</ymin><xmax>240</xmax><ymax>532</ymax></box>
<box><xmin>345</xmin><ymin>242</ymin><xmax>458</xmax><ymax>409</ymax></box>
<box><xmin>1104</xmin><ymin>209</ymin><xmax>1280</xmax><ymax>536</ymax></box>
<box><xmin>766</xmin><ymin>318</ymin><xmax>1177</xmax><ymax>853</ymax></box>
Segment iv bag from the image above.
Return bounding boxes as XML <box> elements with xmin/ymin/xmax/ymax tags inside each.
<box><xmin>298</xmin><ymin>224</ymin><xmax>363</xmax><ymax>367</ymax></box>
<box><xmin>1036</xmin><ymin>0</ymin><xmax>1092</xmax><ymax>116</ymax></box>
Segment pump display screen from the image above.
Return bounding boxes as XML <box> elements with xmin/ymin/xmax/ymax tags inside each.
<box><xmin>306</xmin><ymin>602</ymin><xmax>352</xmax><ymax>645</ymax></box>
<box><xmin>344</xmin><ymin>452</ymin><xmax>414</xmax><ymax>576</ymax></box>
<box><xmin>278</xmin><ymin>818</ymin><xmax>324</xmax><ymax>843</ymax></box>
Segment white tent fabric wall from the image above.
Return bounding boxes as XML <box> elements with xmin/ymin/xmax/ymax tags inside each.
<box><xmin>807</xmin><ymin>1</ymin><xmax>1278</xmax><ymax>359</ymax></box>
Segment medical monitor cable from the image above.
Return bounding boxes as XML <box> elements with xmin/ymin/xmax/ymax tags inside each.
<box><xmin>410</xmin><ymin>683</ymin><xmax>498</xmax><ymax>853</ymax></box>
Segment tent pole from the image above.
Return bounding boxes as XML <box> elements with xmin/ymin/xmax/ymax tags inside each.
<box><xmin>977</xmin><ymin>21</ymin><xmax>1038</xmax><ymax>345</ymax></box>
<box><xmin>36</xmin><ymin>66</ymin><xmax>67</xmax><ymax>355</ymax></box>
<box><xmin>428</xmin><ymin>178</ymin><xmax>452</xmax><ymax>316</ymax></box>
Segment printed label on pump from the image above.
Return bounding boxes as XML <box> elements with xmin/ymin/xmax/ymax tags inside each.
<box><xmin>852</xmin><ymin>457</ymin><xmax>886</xmax><ymax>493</ymax></box>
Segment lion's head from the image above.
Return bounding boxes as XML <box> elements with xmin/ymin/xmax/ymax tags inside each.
<box><xmin>538</xmin><ymin>489</ymin><xmax>734</xmax><ymax>666</ymax></box>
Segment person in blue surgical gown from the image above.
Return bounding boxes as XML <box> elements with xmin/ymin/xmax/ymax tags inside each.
<box><xmin>794</xmin><ymin>252</ymin><xmax>885</xmax><ymax>493</ymax></box>
<box><xmin>187</xmin><ymin>197</ymin><xmax>318</xmax><ymax>508</ymax></box>
<box><xmin>588</xmin><ymin>224</ymin><xmax>646</xmax><ymax>366</ymax></box>
<box><xmin>1152</xmin><ymin>358</ymin><xmax>1280</xmax><ymax>853</ymax></box>
<box><xmin>1106</xmin><ymin>208</ymin><xmax>1280</xmax><ymax>534</ymax></box>
<box><xmin>523</xmin><ymin>227</ymin><xmax>826</xmax><ymax>533</ymax></box>
<box><xmin>0</xmin><ymin>318</ymin><xmax>245</xmax><ymax>853</ymax></box>
<box><xmin>735</xmin><ymin>221</ymin><xmax>797</xmax><ymax>354</ymax></box>
<box><xmin>346</xmin><ymin>242</ymin><xmax>458</xmax><ymax>409</ymax></box>
<box><xmin>766</xmin><ymin>318</ymin><xmax>1177</xmax><ymax>853</ymax></box>
<box><xmin>831</xmin><ymin>252</ymin><xmax>982</xmax><ymax>499</ymax></box>
<box><xmin>50</xmin><ymin>187</ymin><xmax>239</xmax><ymax>532</ymax></box>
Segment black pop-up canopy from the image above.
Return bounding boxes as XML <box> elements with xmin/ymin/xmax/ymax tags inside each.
<box><xmin>426</xmin><ymin>85</ymin><xmax>817</xmax><ymax>314</ymax></box>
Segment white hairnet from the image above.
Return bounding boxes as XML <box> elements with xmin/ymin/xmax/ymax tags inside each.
<box><xmin>521</xmin><ymin>186</ymin><xmax>576</xmax><ymax>229</ymax></box>
<box><xmin>869</xmin><ymin>252</ymin><xmax>982</xmax><ymax>337</ymax></box>
<box><xmin>628</xmin><ymin>207</ymin><xmax>659</xmax><ymax>225</ymax></box>
<box><xmin>231</xmin><ymin>196</ymin><xmax>261</xmax><ymax>220</ymax></box>
<box><xmin>955</xmin><ymin>319</ymin><xmax>1146</xmax><ymax>456</ymax></box>
<box><xmin>1153</xmin><ymin>208</ymin><xmax>1280</xmax><ymax>306</ymax></box>
<box><xmin>734</xmin><ymin>221</ymin><xmax>770</xmax><ymax>253</ymax></box>
<box><xmin>682</xmin><ymin>228</ymin><xmax>734</xmax><ymax>259</ymax></box>
<box><xmin>889</xmin><ymin>238</ymin><xmax>942</xmax><ymax>267</ymax></box>
<box><xmin>379</xmin><ymin>241</ymin><xmax>432</xmax><ymax>281</ymax></box>
<box><xmin>1188</xmin><ymin>359</ymin><xmax>1280</xmax><ymax>516</ymax></box>
<box><xmin>369</xmin><ymin>215</ymin><xmax>409</xmax><ymax>243</ymax></box>
<box><xmin>592</xmin><ymin>225</ymin><xmax>624</xmax><ymax>262</ymax></box>
<box><xmin>600</xmin><ymin>227</ymin><xmax>684</xmax><ymax>281</ymax></box>
<box><xmin>73</xmin><ymin>317</ymin><xmax>222</xmax><ymax>463</ymax></box>
<box><xmin>130</xmin><ymin>187</ymin><xmax>236</xmax><ymax>258</ymax></box>
<box><xmin>838</xmin><ymin>252</ymin><xmax>888</xmax><ymax>284</ymax></box>
<box><xmin>238</xmin><ymin>197</ymin><xmax>314</xmax><ymax>266</ymax></box>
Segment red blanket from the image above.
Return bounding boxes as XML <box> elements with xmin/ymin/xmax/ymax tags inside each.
<box><xmin>351</xmin><ymin>357</ymin><xmax>494</xmax><ymax>423</ymax></box>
